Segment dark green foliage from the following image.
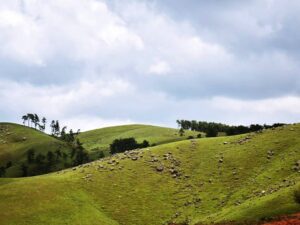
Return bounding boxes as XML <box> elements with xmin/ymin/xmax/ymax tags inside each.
<box><xmin>27</xmin><ymin>149</ymin><xmax>35</xmax><ymax>164</ymax></box>
<box><xmin>47</xmin><ymin>151</ymin><xmax>55</xmax><ymax>165</ymax></box>
<box><xmin>179</xmin><ymin>128</ymin><xmax>185</xmax><ymax>136</ymax></box>
<box><xmin>35</xmin><ymin>153</ymin><xmax>46</xmax><ymax>164</ymax></box>
<box><xmin>55</xmin><ymin>149</ymin><xmax>62</xmax><ymax>161</ymax></box>
<box><xmin>0</xmin><ymin>166</ymin><xmax>6</xmax><ymax>177</ymax></box>
<box><xmin>110</xmin><ymin>138</ymin><xmax>150</xmax><ymax>154</ymax></box>
<box><xmin>197</xmin><ymin>133</ymin><xmax>202</xmax><ymax>138</ymax></box>
<box><xmin>62</xmin><ymin>152</ymin><xmax>68</xmax><ymax>161</ymax></box>
<box><xmin>187</xmin><ymin>136</ymin><xmax>194</xmax><ymax>139</ymax></box>
<box><xmin>98</xmin><ymin>151</ymin><xmax>105</xmax><ymax>159</ymax></box>
<box><xmin>176</xmin><ymin>120</ymin><xmax>285</xmax><ymax>136</ymax></box>
<box><xmin>6</xmin><ymin>161</ymin><xmax>12</xmax><ymax>168</ymax></box>
<box><xmin>206</xmin><ymin>127</ymin><xmax>218</xmax><ymax>137</ymax></box>
<box><xmin>72</xmin><ymin>139</ymin><xmax>89</xmax><ymax>166</ymax></box>
<box><xmin>142</xmin><ymin>140</ymin><xmax>150</xmax><ymax>148</ymax></box>
<box><xmin>21</xmin><ymin>163</ymin><xmax>28</xmax><ymax>177</ymax></box>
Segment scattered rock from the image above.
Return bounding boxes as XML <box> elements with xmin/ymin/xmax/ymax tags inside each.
<box><xmin>156</xmin><ymin>165</ymin><xmax>164</xmax><ymax>172</ymax></box>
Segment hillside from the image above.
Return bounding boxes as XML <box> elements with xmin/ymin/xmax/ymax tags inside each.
<box><xmin>0</xmin><ymin>123</ymin><xmax>73</xmax><ymax>177</ymax></box>
<box><xmin>0</xmin><ymin>124</ymin><xmax>299</xmax><ymax>224</ymax></box>
<box><xmin>78</xmin><ymin>124</ymin><xmax>200</xmax><ymax>158</ymax></box>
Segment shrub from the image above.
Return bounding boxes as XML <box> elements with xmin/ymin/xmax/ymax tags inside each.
<box><xmin>187</xmin><ymin>136</ymin><xmax>194</xmax><ymax>140</ymax></box>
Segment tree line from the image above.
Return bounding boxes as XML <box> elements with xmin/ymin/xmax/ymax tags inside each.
<box><xmin>22</xmin><ymin>139</ymin><xmax>89</xmax><ymax>176</ymax></box>
<box><xmin>22</xmin><ymin>113</ymin><xmax>80</xmax><ymax>137</ymax></box>
<box><xmin>176</xmin><ymin>120</ymin><xmax>285</xmax><ymax>137</ymax></box>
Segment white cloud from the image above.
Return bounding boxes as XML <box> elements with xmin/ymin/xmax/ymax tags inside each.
<box><xmin>148</xmin><ymin>60</ymin><xmax>171</xmax><ymax>75</ymax></box>
<box><xmin>0</xmin><ymin>0</ymin><xmax>299</xmax><ymax>129</ymax></box>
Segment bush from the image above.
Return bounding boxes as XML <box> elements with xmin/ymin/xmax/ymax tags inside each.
<box><xmin>197</xmin><ymin>133</ymin><xmax>202</xmax><ymax>138</ymax></box>
<box><xmin>187</xmin><ymin>136</ymin><xmax>194</xmax><ymax>139</ymax></box>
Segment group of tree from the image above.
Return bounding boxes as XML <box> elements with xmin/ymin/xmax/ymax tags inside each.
<box><xmin>22</xmin><ymin>113</ymin><xmax>46</xmax><ymax>132</ymax></box>
<box><xmin>176</xmin><ymin>120</ymin><xmax>285</xmax><ymax>137</ymax></box>
<box><xmin>110</xmin><ymin>138</ymin><xmax>150</xmax><ymax>154</ymax></box>
<box><xmin>21</xmin><ymin>114</ymin><xmax>80</xmax><ymax>140</ymax></box>
<box><xmin>22</xmin><ymin>139</ymin><xmax>90</xmax><ymax>177</ymax></box>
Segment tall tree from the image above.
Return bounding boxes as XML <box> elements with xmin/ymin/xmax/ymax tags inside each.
<box><xmin>42</xmin><ymin>117</ymin><xmax>46</xmax><ymax>130</ymax></box>
<box><xmin>27</xmin><ymin>114</ymin><xmax>34</xmax><ymax>127</ymax></box>
<box><xmin>55</xmin><ymin>120</ymin><xmax>60</xmax><ymax>136</ymax></box>
<box><xmin>33</xmin><ymin>114</ymin><xmax>40</xmax><ymax>129</ymax></box>
<box><xmin>50</xmin><ymin>120</ymin><xmax>56</xmax><ymax>135</ymax></box>
<box><xmin>22</xmin><ymin>115</ymin><xmax>28</xmax><ymax>126</ymax></box>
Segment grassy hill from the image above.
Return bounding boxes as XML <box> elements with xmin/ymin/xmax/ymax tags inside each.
<box><xmin>78</xmin><ymin>124</ymin><xmax>200</xmax><ymax>158</ymax></box>
<box><xmin>0</xmin><ymin>124</ymin><xmax>299</xmax><ymax>224</ymax></box>
<box><xmin>0</xmin><ymin>123</ymin><xmax>73</xmax><ymax>177</ymax></box>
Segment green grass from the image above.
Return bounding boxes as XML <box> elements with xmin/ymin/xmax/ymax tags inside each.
<box><xmin>0</xmin><ymin>123</ymin><xmax>73</xmax><ymax>177</ymax></box>
<box><xmin>78</xmin><ymin>124</ymin><xmax>200</xmax><ymax>158</ymax></box>
<box><xmin>0</xmin><ymin>124</ymin><xmax>299</xmax><ymax>225</ymax></box>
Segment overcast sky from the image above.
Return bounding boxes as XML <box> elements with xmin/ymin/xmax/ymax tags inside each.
<box><xmin>0</xmin><ymin>0</ymin><xmax>300</xmax><ymax>131</ymax></box>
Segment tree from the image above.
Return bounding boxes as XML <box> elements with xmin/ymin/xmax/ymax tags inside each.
<box><xmin>50</xmin><ymin>120</ymin><xmax>56</xmax><ymax>135</ymax></box>
<box><xmin>21</xmin><ymin>163</ymin><xmax>28</xmax><ymax>177</ymax></box>
<box><xmin>27</xmin><ymin>114</ymin><xmax>34</xmax><ymax>127</ymax></box>
<box><xmin>27</xmin><ymin>149</ymin><xmax>35</xmax><ymax>164</ymax></box>
<box><xmin>54</xmin><ymin>120</ymin><xmax>60</xmax><ymax>136</ymax></box>
<box><xmin>42</xmin><ymin>117</ymin><xmax>47</xmax><ymax>131</ymax></box>
<box><xmin>33</xmin><ymin>114</ymin><xmax>40</xmax><ymax>129</ymax></box>
<box><xmin>72</xmin><ymin>139</ymin><xmax>89</xmax><ymax>166</ymax></box>
<box><xmin>206</xmin><ymin>127</ymin><xmax>218</xmax><ymax>137</ymax></box>
<box><xmin>179</xmin><ymin>128</ymin><xmax>185</xmax><ymax>136</ymax></box>
<box><xmin>22</xmin><ymin>115</ymin><xmax>28</xmax><ymax>126</ymax></box>
<box><xmin>60</xmin><ymin>126</ymin><xmax>67</xmax><ymax>140</ymax></box>
<box><xmin>141</xmin><ymin>140</ymin><xmax>150</xmax><ymax>148</ymax></box>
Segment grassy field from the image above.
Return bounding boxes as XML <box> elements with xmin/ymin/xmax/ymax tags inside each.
<box><xmin>0</xmin><ymin>123</ymin><xmax>73</xmax><ymax>177</ymax></box>
<box><xmin>0</xmin><ymin>124</ymin><xmax>299</xmax><ymax>225</ymax></box>
<box><xmin>78</xmin><ymin>124</ymin><xmax>200</xmax><ymax>158</ymax></box>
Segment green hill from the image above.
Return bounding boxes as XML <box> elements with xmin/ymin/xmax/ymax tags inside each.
<box><xmin>78</xmin><ymin>124</ymin><xmax>200</xmax><ymax>158</ymax></box>
<box><xmin>0</xmin><ymin>123</ymin><xmax>73</xmax><ymax>177</ymax></box>
<box><xmin>0</xmin><ymin>124</ymin><xmax>299</xmax><ymax>225</ymax></box>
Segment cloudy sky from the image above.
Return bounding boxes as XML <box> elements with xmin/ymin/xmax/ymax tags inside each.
<box><xmin>0</xmin><ymin>0</ymin><xmax>300</xmax><ymax>131</ymax></box>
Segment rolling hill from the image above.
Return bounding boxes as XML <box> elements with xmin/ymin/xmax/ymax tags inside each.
<box><xmin>0</xmin><ymin>123</ymin><xmax>299</xmax><ymax>225</ymax></box>
<box><xmin>78</xmin><ymin>124</ymin><xmax>200</xmax><ymax>158</ymax></box>
<box><xmin>0</xmin><ymin>123</ymin><xmax>73</xmax><ymax>177</ymax></box>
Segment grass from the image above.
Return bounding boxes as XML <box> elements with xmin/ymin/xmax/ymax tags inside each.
<box><xmin>0</xmin><ymin>123</ymin><xmax>73</xmax><ymax>177</ymax></box>
<box><xmin>0</xmin><ymin>124</ymin><xmax>299</xmax><ymax>224</ymax></box>
<box><xmin>78</xmin><ymin>124</ymin><xmax>200</xmax><ymax>158</ymax></box>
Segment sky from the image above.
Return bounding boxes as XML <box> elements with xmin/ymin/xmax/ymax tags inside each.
<box><xmin>0</xmin><ymin>0</ymin><xmax>300</xmax><ymax>131</ymax></box>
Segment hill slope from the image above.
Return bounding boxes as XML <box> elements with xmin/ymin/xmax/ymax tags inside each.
<box><xmin>78</xmin><ymin>124</ymin><xmax>200</xmax><ymax>158</ymax></box>
<box><xmin>0</xmin><ymin>124</ymin><xmax>299</xmax><ymax>225</ymax></box>
<box><xmin>0</xmin><ymin>123</ymin><xmax>73</xmax><ymax>177</ymax></box>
